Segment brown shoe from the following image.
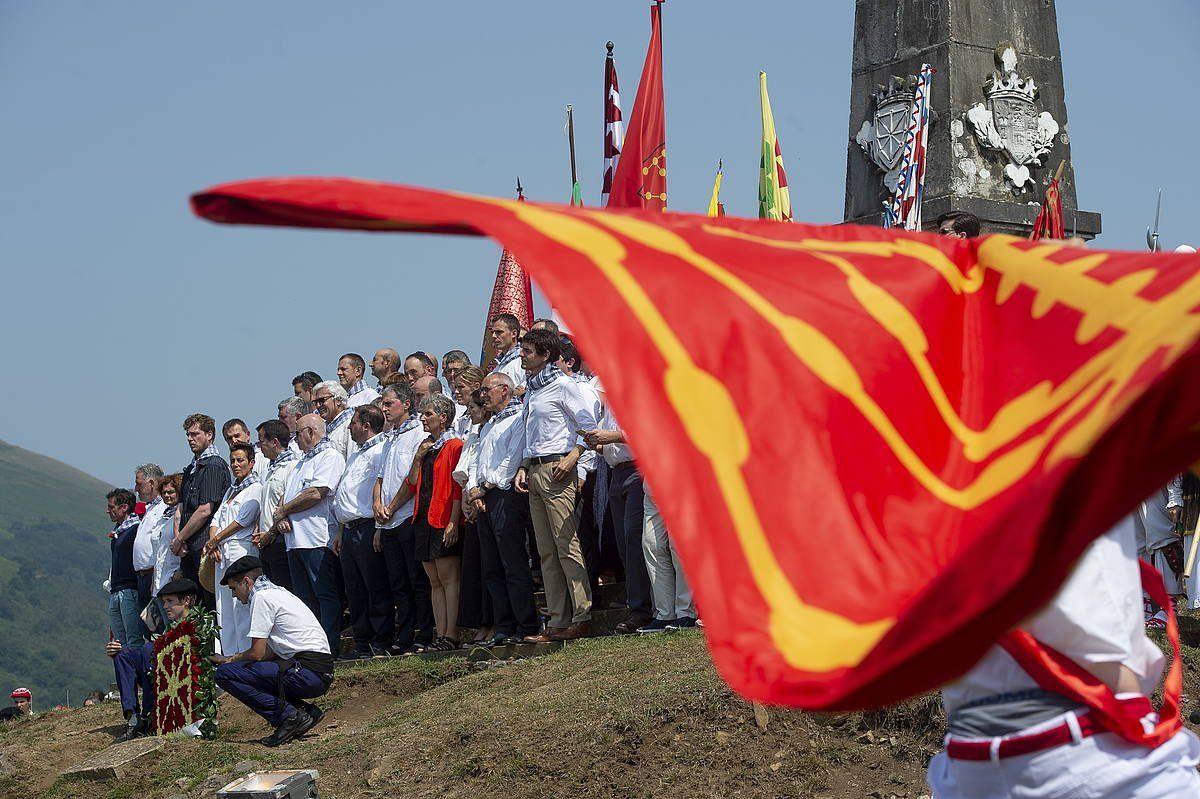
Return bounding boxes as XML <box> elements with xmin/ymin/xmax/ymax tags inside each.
<box><xmin>550</xmin><ymin>620</ymin><xmax>593</xmax><ymax>641</ymax></box>
<box><xmin>521</xmin><ymin>633</ymin><xmax>553</xmax><ymax>644</ymax></box>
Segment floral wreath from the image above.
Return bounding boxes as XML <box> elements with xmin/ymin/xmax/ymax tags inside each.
<box><xmin>153</xmin><ymin>608</ymin><xmax>219</xmax><ymax>738</ymax></box>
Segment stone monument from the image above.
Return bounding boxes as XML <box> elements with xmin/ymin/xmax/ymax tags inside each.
<box><xmin>845</xmin><ymin>0</ymin><xmax>1101</xmax><ymax>238</ymax></box>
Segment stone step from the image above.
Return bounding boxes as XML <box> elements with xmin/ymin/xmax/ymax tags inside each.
<box><xmin>61</xmin><ymin>737</ymin><xmax>164</xmax><ymax>782</ymax></box>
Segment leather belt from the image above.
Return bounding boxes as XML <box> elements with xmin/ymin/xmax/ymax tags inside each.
<box><xmin>529</xmin><ymin>453</ymin><xmax>570</xmax><ymax>465</ymax></box>
<box><xmin>945</xmin><ymin>696</ymin><xmax>1153</xmax><ymax>761</ymax></box>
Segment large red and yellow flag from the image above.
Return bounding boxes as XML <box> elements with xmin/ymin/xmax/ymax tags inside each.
<box><xmin>608</xmin><ymin>1</ymin><xmax>666</xmax><ymax>211</ymax></box>
<box><xmin>192</xmin><ymin>177</ymin><xmax>1200</xmax><ymax>711</ymax></box>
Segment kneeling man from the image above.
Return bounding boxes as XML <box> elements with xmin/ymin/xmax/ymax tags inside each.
<box><xmin>107</xmin><ymin>577</ymin><xmax>202</xmax><ymax>741</ymax></box>
<box><xmin>211</xmin><ymin>556</ymin><xmax>335</xmax><ymax>747</ymax></box>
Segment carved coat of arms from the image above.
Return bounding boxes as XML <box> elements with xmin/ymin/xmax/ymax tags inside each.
<box><xmin>966</xmin><ymin>43</ymin><xmax>1059</xmax><ymax>191</ymax></box>
<box><xmin>855</xmin><ymin>76</ymin><xmax>916</xmax><ymax>193</ymax></box>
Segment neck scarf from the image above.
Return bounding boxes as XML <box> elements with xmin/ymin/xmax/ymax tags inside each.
<box><xmin>347</xmin><ymin>379</ymin><xmax>367</xmax><ymax>397</ymax></box>
<box><xmin>227</xmin><ymin>471</ymin><xmax>260</xmax><ymax>499</ymax></box>
<box><xmin>389</xmin><ymin>415</ymin><xmax>422</xmax><ymax>438</ymax></box>
<box><xmin>527</xmin><ymin>364</ymin><xmax>564</xmax><ymax>394</ymax></box>
<box><xmin>112</xmin><ymin>513</ymin><xmax>139</xmax><ymax>536</ymax></box>
<box><xmin>189</xmin><ymin>443</ymin><xmax>220</xmax><ymax>469</ymax></box>
<box><xmin>300</xmin><ymin>438</ymin><xmax>332</xmax><ymax>462</ymax></box>
<box><xmin>328</xmin><ymin>407</ymin><xmax>353</xmax><ymax>433</ymax></box>
<box><xmin>493</xmin><ymin>345</ymin><xmax>520</xmax><ymax>371</ymax></box>
<box><xmin>269</xmin><ymin>448</ymin><xmax>298</xmax><ymax>470</ymax></box>
<box><xmin>358</xmin><ymin>432</ymin><xmax>387</xmax><ymax>453</ymax></box>
<box><xmin>431</xmin><ymin>431</ymin><xmax>455</xmax><ymax>452</ymax></box>
<box><xmin>491</xmin><ymin>395</ymin><xmax>524</xmax><ymax>424</ymax></box>
<box><xmin>145</xmin><ymin>496</ymin><xmax>164</xmax><ymax>512</ymax></box>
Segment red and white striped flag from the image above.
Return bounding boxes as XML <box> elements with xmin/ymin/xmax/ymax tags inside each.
<box><xmin>884</xmin><ymin>63</ymin><xmax>933</xmax><ymax>231</ymax></box>
<box><xmin>601</xmin><ymin>41</ymin><xmax>623</xmax><ymax>207</ymax></box>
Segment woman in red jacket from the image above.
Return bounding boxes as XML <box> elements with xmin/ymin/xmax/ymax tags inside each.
<box><xmin>408</xmin><ymin>393</ymin><xmax>466</xmax><ymax>650</ymax></box>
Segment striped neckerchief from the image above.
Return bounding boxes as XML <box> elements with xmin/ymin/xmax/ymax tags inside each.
<box><xmin>268</xmin><ymin>448</ymin><xmax>298</xmax><ymax>476</ymax></box>
<box><xmin>431</xmin><ymin>431</ymin><xmax>455</xmax><ymax>452</ymax></box>
<box><xmin>300</xmin><ymin>438</ymin><xmax>332</xmax><ymax>462</ymax></box>
<box><xmin>347</xmin><ymin>379</ymin><xmax>368</xmax><ymax>398</ymax></box>
<box><xmin>493</xmin><ymin>346</ymin><xmax>520</xmax><ymax>371</ymax></box>
<box><xmin>570</xmin><ymin>372</ymin><xmax>590</xmax><ymax>384</ymax></box>
<box><xmin>251</xmin><ymin>574</ymin><xmax>281</xmax><ymax>596</ymax></box>
<box><xmin>358</xmin><ymin>432</ymin><xmax>387</xmax><ymax>453</ymax></box>
<box><xmin>111</xmin><ymin>513</ymin><xmax>139</xmax><ymax>538</ymax></box>
<box><xmin>327</xmin><ymin>407</ymin><xmax>353</xmax><ymax>434</ymax></box>
<box><xmin>224</xmin><ymin>471</ymin><xmax>260</xmax><ymax>502</ymax></box>
<box><xmin>188</xmin><ymin>443</ymin><xmax>220</xmax><ymax>470</ymax></box>
<box><xmin>527</xmin><ymin>364</ymin><xmax>564</xmax><ymax>394</ymax></box>
<box><xmin>491</xmin><ymin>395</ymin><xmax>524</xmax><ymax>424</ymax></box>
<box><xmin>144</xmin><ymin>496</ymin><xmax>164</xmax><ymax>513</ymax></box>
<box><xmin>388</xmin><ymin>415</ymin><xmax>423</xmax><ymax>439</ymax></box>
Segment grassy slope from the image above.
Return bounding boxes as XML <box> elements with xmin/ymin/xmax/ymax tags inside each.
<box><xmin>0</xmin><ymin>440</ymin><xmax>114</xmax><ymax>706</ymax></box>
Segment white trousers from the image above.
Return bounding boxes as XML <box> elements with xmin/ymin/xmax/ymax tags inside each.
<box><xmin>214</xmin><ymin>539</ymin><xmax>257</xmax><ymax>655</ymax></box>
<box><xmin>927</xmin><ymin>727</ymin><xmax>1200</xmax><ymax>798</ymax></box>
<box><xmin>641</xmin><ymin>493</ymin><xmax>695</xmax><ymax>620</ymax></box>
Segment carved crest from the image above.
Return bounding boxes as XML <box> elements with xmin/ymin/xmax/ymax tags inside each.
<box><xmin>855</xmin><ymin>76</ymin><xmax>916</xmax><ymax>193</ymax></box>
<box><xmin>966</xmin><ymin>43</ymin><xmax>1059</xmax><ymax>190</ymax></box>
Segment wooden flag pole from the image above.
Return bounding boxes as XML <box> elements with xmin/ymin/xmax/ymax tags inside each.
<box><xmin>1183</xmin><ymin>514</ymin><xmax>1200</xmax><ymax>580</ymax></box>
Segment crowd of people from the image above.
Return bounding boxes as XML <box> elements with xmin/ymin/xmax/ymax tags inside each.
<box><xmin>101</xmin><ymin>313</ymin><xmax>699</xmax><ymax>744</ymax></box>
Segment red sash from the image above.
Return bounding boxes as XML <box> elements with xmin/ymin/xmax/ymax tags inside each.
<box><xmin>1000</xmin><ymin>560</ymin><xmax>1183</xmax><ymax>748</ymax></box>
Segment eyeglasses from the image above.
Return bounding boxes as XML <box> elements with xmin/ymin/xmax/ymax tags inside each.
<box><xmin>314</xmin><ymin>395</ymin><xmax>334</xmax><ymax>404</ymax></box>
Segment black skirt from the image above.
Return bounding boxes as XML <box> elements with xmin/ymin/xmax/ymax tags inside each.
<box><xmin>412</xmin><ymin>451</ymin><xmax>463</xmax><ymax>562</ymax></box>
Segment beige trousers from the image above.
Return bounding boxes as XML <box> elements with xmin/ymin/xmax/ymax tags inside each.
<box><xmin>528</xmin><ymin>461</ymin><xmax>592</xmax><ymax>626</ymax></box>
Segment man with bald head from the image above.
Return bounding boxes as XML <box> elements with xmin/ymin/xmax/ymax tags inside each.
<box><xmin>412</xmin><ymin>375</ymin><xmax>441</xmax><ymax>406</ymax></box>
<box><xmin>370</xmin><ymin>348</ymin><xmax>401</xmax><ymax>389</ymax></box>
<box><xmin>272</xmin><ymin>413</ymin><xmax>346</xmax><ymax>651</ymax></box>
<box><xmin>339</xmin><ymin>353</ymin><xmax>379</xmax><ymax>409</ymax></box>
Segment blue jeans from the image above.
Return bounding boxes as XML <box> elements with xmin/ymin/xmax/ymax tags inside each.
<box><xmin>114</xmin><ymin>642</ymin><xmax>155</xmax><ymax>718</ymax></box>
<box><xmin>288</xmin><ymin>547</ymin><xmax>341</xmax><ymax>653</ymax></box>
<box><xmin>216</xmin><ymin>661</ymin><xmax>329</xmax><ymax>726</ymax></box>
<box><xmin>108</xmin><ymin>588</ymin><xmax>145</xmax><ymax>648</ymax></box>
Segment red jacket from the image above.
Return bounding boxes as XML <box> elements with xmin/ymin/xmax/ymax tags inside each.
<box><xmin>412</xmin><ymin>438</ymin><xmax>464</xmax><ymax>529</ymax></box>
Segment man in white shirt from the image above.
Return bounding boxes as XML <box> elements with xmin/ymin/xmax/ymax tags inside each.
<box><xmin>338</xmin><ymin>353</ymin><xmax>379</xmax><ymax>409</ymax></box>
<box><xmin>213</xmin><ymin>557</ymin><xmax>334</xmax><ymax>748</ymax></box>
<box><xmin>333</xmin><ymin>405</ymin><xmax>392</xmax><ymax>658</ymax></box>
<box><xmin>132</xmin><ymin>462</ymin><xmax>166</xmax><ymax>621</ymax></box>
<box><xmin>488</xmin><ymin>313</ymin><xmax>527</xmax><ymax>389</ymax></box>
<box><xmin>928</xmin><ymin>516</ymin><xmax>1200</xmax><ymax>798</ymax></box>
<box><xmin>205</xmin><ymin>443</ymin><xmax>263</xmax><ymax>655</ymax></box>
<box><xmin>468</xmin><ymin>373</ymin><xmax>540</xmax><ymax>642</ymax></box>
<box><xmin>313</xmin><ymin>381</ymin><xmax>355</xmax><ymax>461</ymax></box>
<box><xmin>442</xmin><ymin>350</ymin><xmax>471</xmax><ymax>386</ymax></box>
<box><xmin>223</xmin><ymin>419</ymin><xmax>270</xmax><ymax>483</ymax></box>
<box><xmin>370</xmin><ymin>348</ymin><xmax>401</xmax><ymax>390</ymax></box>
<box><xmin>277</xmin><ymin>397</ymin><xmax>312</xmax><ymax>457</ymax></box>
<box><xmin>253</xmin><ymin>419</ymin><xmax>298</xmax><ymax>592</ymax></box>
<box><xmin>375</xmin><ymin>383</ymin><xmax>435</xmax><ymax>652</ymax></box>
<box><xmin>513</xmin><ymin>328</ymin><xmax>596</xmax><ymax>640</ymax></box>
<box><xmin>272</xmin><ymin>413</ymin><xmax>345</xmax><ymax>653</ymax></box>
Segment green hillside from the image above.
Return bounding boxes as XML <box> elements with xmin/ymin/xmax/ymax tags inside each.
<box><xmin>0</xmin><ymin>440</ymin><xmax>115</xmax><ymax>708</ymax></box>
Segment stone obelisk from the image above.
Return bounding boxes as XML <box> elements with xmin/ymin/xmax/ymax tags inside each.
<box><xmin>844</xmin><ymin>0</ymin><xmax>1101</xmax><ymax>238</ymax></box>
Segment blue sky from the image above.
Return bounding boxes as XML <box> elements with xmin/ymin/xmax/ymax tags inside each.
<box><xmin>2</xmin><ymin>1</ymin><xmax>1197</xmax><ymax>487</ymax></box>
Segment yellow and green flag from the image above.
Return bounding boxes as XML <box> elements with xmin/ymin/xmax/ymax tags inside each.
<box><xmin>758</xmin><ymin>71</ymin><xmax>792</xmax><ymax>222</ymax></box>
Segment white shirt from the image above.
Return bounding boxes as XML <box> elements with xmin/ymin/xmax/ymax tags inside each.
<box><xmin>345</xmin><ymin>381</ymin><xmax>380</xmax><ymax>409</ymax></box>
<box><xmin>451</xmin><ymin>404</ymin><xmax>471</xmax><ymax>439</ymax></box>
<box><xmin>377</xmin><ymin>419</ymin><xmax>426</xmax><ymax>529</ymax></box>
<box><xmin>211</xmin><ymin>482</ymin><xmax>262</xmax><ymax>544</ymax></box>
<box><xmin>133</xmin><ymin>497</ymin><xmax>165</xmax><ymax>571</ymax></box>
<box><xmin>247</xmin><ymin>577</ymin><xmax>331</xmax><ymax>657</ymax></box>
<box><xmin>151</xmin><ymin>507</ymin><xmax>182</xmax><ymax>593</ymax></box>
<box><xmin>600</xmin><ymin>403</ymin><xmax>634</xmax><ymax>467</ymax></box>
<box><xmin>261</xmin><ymin>453</ymin><xmax>299</xmax><ymax>533</ymax></box>
<box><xmin>522</xmin><ymin>374</ymin><xmax>597</xmax><ymax>460</ymax></box>
<box><xmin>942</xmin><ymin>515</ymin><xmax>1164</xmax><ymax>715</ymax></box>
<box><xmin>326</xmin><ymin>408</ymin><xmax>355</xmax><ymax>461</ymax></box>
<box><xmin>333</xmin><ymin>433</ymin><xmax>388</xmax><ymax>524</ymax></box>
<box><xmin>573</xmin><ymin>377</ymin><xmax>603</xmax><ymax>478</ymax></box>
<box><xmin>1135</xmin><ymin>476</ymin><xmax>1184</xmax><ymax>553</ymax></box>
<box><xmin>281</xmin><ymin>446</ymin><xmax>345</xmax><ymax>549</ymax></box>
<box><xmin>454</xmin><ymin>425</ymin><xmax>480</xmax><ymax>488</ymax></box>
<box><xmin>472</xmin><ymin>411</ymin><xmax>526</xmax><ymax>490</ymax></box>
<box><xmin>251</xmin><ymin>446</ymin><xmax>270</xmax><ymax>483</ymax></box>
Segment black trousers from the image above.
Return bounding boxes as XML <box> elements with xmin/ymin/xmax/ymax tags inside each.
<box><xmin>340</xmin><ymin>518</ymin><xmax>395</xmax><ymax>647</ymax></box>
<box><xmin>379</xmin><ymin>519</ymin><xmax>434</xmax><ymax>648</ymax></box>
<box><xmin>457</xmin><ymin>521</ymin><xmax>493</xmax><ymax>630</ymax></box>
<box><xmin>608</xmin><ymin>462</ymin><xmax>652</xmax><ymax>617</ymax></box>
<box><xmin>479</xmin><ymin>488</ymin><xmax>539</xmax><ymax>636</ymax></box>
<box><xmin>259</xmin><ymin>536</ymin><xmax>293</xmax><ymax>593</ymax></box>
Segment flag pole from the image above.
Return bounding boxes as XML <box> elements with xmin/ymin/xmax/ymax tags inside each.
<box><xmin>567</xmin><ymin>104</ymin><xmax>579</xmax><ymax>194</ymax></box>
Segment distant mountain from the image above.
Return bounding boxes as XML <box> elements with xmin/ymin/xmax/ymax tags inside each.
<box><xmin>0</xmin><ymin>440</ymin><xmax>115</xmax><ymax>708</ymax></box>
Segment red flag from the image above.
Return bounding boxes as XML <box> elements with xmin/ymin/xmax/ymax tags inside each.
<box><xmin>607</xmin><ymin>1</ymin><xmax>666</xmax><ymax>211</ymax></box>
<box><xmin>192</xmin><ymin>177</ymin><xmax>1200</xmax><ymax>710</ymax></box>
<box><xmin>480</xmin><ymin>183</ymin><xmax>534</xmax><ymax>367</ymax></box>
<box><xmin>1030</xmin><ymin>176</ymin><xmax>1066</xmax><ymax>241</ymax></box>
